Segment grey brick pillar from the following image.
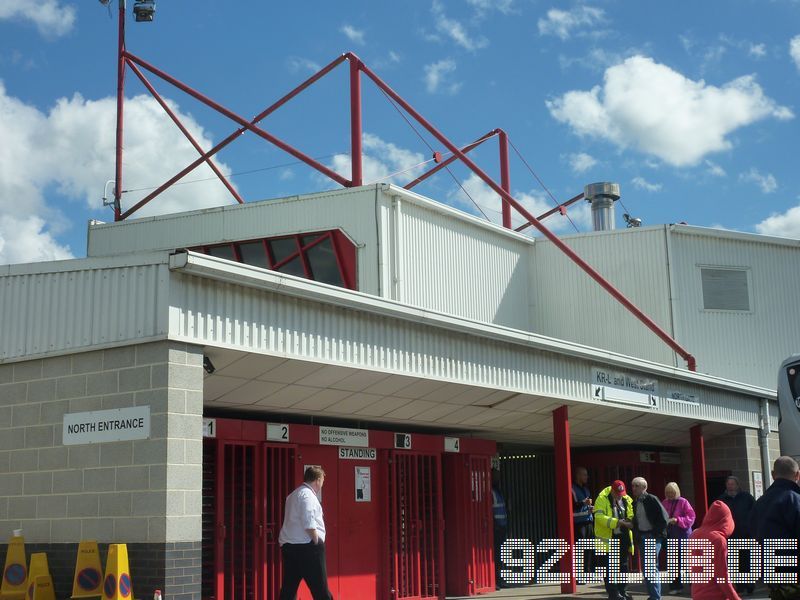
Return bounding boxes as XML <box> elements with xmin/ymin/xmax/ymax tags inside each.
<box><xmin>0</xmin><ymin>341</ymin><xmax>204</xmax><ymax>600</ymax></box>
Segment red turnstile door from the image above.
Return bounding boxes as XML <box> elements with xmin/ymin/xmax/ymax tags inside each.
<box><xmin>443</xmin><ymin>455</ymin><xmax>494</xmax><ymax>596</ymax></box>
<box><xmin>262</xmin><ymin>444</ymin><xmax>295</xmax><ymax>600</ymax></box>
<box><xmin>218</xmin><ymin>442</ymin><xmax>260</xmax><ymax>600</ymax></box>
<box><xmin>388</xmin><ymin>452</ymin><xmax>445</xmax><ymax>600</ymax></box>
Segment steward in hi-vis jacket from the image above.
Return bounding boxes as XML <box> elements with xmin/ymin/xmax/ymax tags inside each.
<box><xmin>593</xmin><ymin>480</ymin><xmax>634</xmax><ymax>600</ymax></box>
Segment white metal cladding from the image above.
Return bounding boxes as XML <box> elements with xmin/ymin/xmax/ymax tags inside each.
<box><xmin>530</xmin><ymin>226</ymin><xmax>676</xmax><ymax>367</ymax></box>
<box><xmin>0</xmin><ymin>255</ymin><xmax>170</xmax><ymax>360</ymax></box>
<box><xmin>378</xmin><ymin>188</ymin><xmax>532</xmax><ymax>330</ymax></box>
<box><xmin>167</xmin><ymin>253</ymin><xmax>769</xmax><ymax>428</ymax></box>
<box><xmin>668</xmin><ymin>226</ymin><xmax>800</xmax><ymax>388</ymax></box>
<box><xmin>87</xmin><ymin>186</ymin><xmax>383</xmax><ymax>295</ymax></box>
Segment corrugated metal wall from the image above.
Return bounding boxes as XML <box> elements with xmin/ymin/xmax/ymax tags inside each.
<box><xmin>669</xmin><ymin>228</ymin><xmax>800</xmax><ymax>388</ymax></box>
<box><xmin>530</xmin><ymin>227</ymin><xmax>676</xmax><ymax>368</ymax></box>
<box><xmin>168</xmin><ymin>268</ymin><xmax>764</xmax><ymax>428</ymax></box>
<box><xmin>87</xmin><ymin>187</ymin><xmax>383</xmax><ymax>295</ymax></box>
<box><xmin>0</xmin><ymin>261</ymin><xmax>168</xmax><ymax>360</ymax></box>
<box><xmin>379</xmin><ymin>191</ymin><xmax>532</xmax><ymax>330</ymax></box>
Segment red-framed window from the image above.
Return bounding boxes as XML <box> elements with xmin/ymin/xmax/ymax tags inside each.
<box><xmin>192</xmin><ymin>229</ymin><xmax>357</xmax><ymax>290</ymax></box>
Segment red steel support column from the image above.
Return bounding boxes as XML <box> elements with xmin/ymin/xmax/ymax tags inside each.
<box><xmin>349</xmin><ymin>56</ymin><xmax>363</xmax><ymax>187</ymax></box>
<box><xmin>499</xmin><ymin>130</ymin><xmax>511</xmax><ymax>229</ymax></box>
<box><xmin>691</xmin><ymin>425</ymin><xmax>708</xmax><ymax>525</ymax></box>
<box><xmin>553</xmin><ymin>406</ymin><xmax>576</xmax><ymax>594</ymax></box>
<box><xmin>114</xmin><ymin>1</ymin><xmax>126</xmax><ymax>221</ymax></box>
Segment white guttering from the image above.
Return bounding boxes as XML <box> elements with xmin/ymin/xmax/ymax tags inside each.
<box><xmin>169</xmin><ymin>250</ymin><xmax>774</xmax><ymax>399</ymax></box>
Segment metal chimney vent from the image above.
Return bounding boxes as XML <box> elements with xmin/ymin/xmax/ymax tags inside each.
<box><xmin>584</xmin><ymin>182</ymin><xmax>620</xmax><ymax>232</ymax></box>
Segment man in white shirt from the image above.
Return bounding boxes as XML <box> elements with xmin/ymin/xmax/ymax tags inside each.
<box><xmin>278</xmin><ymin>466</ymin><xmax>333</xmax><ymax>600</ymax></box>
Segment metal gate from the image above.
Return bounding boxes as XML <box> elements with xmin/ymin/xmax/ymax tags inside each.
<box><xmin>388</xmin><ymin>452</ymin><xmax>444</xmax><ymax>600</ymax></box>
<box><xmin>498</xmin><ymin>452</ymin><xmax>557</xmax><ymax>544</ymax></box>
<box><xmin>443</xmin><ymin>454</ymin><xmax>494</xmax><ymax>596</ymax></box>
<box><xmin>214</xmin><ymin>442</ymin><xmax>259</xmax><ymax>600</ymax></box>
<box><xmin>260</xmin><ymin>444</ymin><xmax>295</xmax><ymax>600</ymax></box>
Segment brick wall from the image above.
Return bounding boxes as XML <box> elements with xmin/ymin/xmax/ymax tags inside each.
<box><xmin>0</xmin><ymin>341</ymin><xmax>204</xmax><ymax>599</ymax></box>
<box><xmin>677</xmin><ymin>427</ymin><xmax>781</xmax><ymax>509</ymax></box>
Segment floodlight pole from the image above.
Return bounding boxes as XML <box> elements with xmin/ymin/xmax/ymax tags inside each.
<box><xmin>114</xmin><ymin>0</ymin><xmax>126</xmax><ymax>220</ymax></box>
<box><xmin>498</xmin><ymin>130</ymin><xmax>511</xmax><ymax>229</ymax></box>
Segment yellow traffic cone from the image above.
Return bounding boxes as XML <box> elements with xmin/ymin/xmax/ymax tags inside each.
<box><xmin>71</xmin><ymin>541</ymin><xmax>104</xmax><ymax>599</ymax></box>
<box><xmin>25</xmin><ymin>555</ymin><xmax>50</xmax><ymax>600</ymax></box>
<box><xmin>0</xmin><ymin>535</ymin><xmax>27</xmax><ymax>600</ymax></box>
<box><xmin>30</xmin><ymin>576</ymin><xmax>55</xmax><ymax>600</ymax></box>
<box><xmin>101</xmin><ymin>545</ymin><xmax>134</xmax><ymax>600</ymax></box>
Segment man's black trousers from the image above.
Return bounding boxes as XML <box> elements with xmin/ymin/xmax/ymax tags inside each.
<box><xmin>279</xmin><ymin>542</ymin><xmax>333</xmax><ymax>600</ymax></box>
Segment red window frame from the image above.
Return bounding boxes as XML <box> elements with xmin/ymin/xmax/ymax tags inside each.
<box><xmin>192</xmin><ymin>229</ymin><xmax>357</xmax><ymax>290</ymax></box>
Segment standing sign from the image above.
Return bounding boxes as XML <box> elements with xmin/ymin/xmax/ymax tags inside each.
<box><xmin>355</xmin><ymin>467</ymin><xmax>371</xmax><ymax>502</ymax></box>
<box><xmin>338</xmin><ymin>447</ymin><xmax>376</xmax><ymax>460</ymax></box>
<box><xmin>63</xmin><ymin>407</ymin><xmax>150</xmax><ymax>446</ymax></box>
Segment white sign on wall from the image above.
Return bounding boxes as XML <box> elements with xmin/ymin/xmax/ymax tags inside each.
<box><xmin>338</xmin><ymin>447</ymin><xmax>376</xmax><ymax>460</ymax></box>
<box><xmin>267</xmin><ymin>423</ymin><xmax>290</xmax><ymax>442</ymax></box>
<box><xmin>444</xmin><ymin>437</ymin><xmax>460</xmax><ymax>453</ymax></box>
<box><xmin>203</xmin><ymin>418</ymin><xmax>216</xmax><ymax>438</ymax></box>
<box><xmin>320</xmin><ymin>426</ymin><xmax>369</xmax><ymax>447</ymax></box>
<box><xmin>592</xmin><ymin>367</ymin><xmax>659</xmax><ymax>409</ymax></box>
<box><xmin>63</xmin><ymin>406</ymin><xmax>151</xmax><ymax>446</ymax></box>
<box><xmin>752</xmin><ymin>471</ymin><xmax>764</xmax><ymax>499</ymax></box>
<box><xmin>355</xmin><ymin>467</ymin><xmax>372</xmax><ymax>502</ymax></box>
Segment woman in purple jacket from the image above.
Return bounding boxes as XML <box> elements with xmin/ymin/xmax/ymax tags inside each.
<box><xmin>663</xmin><ymin>482</ymin><xmax>697</xmax><ymax>593</ymax></box>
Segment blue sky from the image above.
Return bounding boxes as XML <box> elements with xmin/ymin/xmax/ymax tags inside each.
<box><xmin>1</xmin><ymin>0</ymin><xmax>799</xmax><ymax>264</ymax></box>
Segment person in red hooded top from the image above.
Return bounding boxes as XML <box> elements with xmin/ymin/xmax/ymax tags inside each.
<box><xmin>689</xmin><ymin>500</ymin><xmax>741</xmax><ymax>600</ymax></box>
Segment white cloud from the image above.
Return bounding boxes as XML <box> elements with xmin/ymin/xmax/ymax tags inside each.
<box><xmin>329</xmin><ymin>133</ymin><xmax>425</xmax><ymax>185</ymax></box>
<box><xmin>287</xmin><ymin>56</ymin><xmax>321</xmax><ymax>74</ymax></box>
<box><xmin>424</xmin><ymin>59</ymin><xmax>462</xmax><ymax>94</ymax></box>
<box><xmin>466</xmin><ymin>0</ymin><xmax>516</xmax><ymax>15</ymax></box>
<box><xmin>431</xmin><ymin>1</ymin><xmax>488</xmax><ymax>51</ymax></box>
<box><xmin>791</xmin><ymin>36</ymin><xmax>800</xmax><ymax>71</ymax></box>
<box><xmin>568</xmin><ymin>152</ymin><xmax>597</xmax><ymax>174</ymax></box>
<box><xmin>756</xmin><ymin>204</ymin><xmax>800</xmax><ymax>239</ymax></box>
<box><xmin>631</xmin><ymin>176</ymin><xmax>662</xmax><ymax>192</ymax></box>
<box><xmin>559</xmin><ymin>46</ymin><xmax>647</xmax><ymax>72</ymax></box>
<box><xmin>449</xmin><ymin>173</ymin><xmax>592</xmax><ymax>233</ymax></box>
<box><xmin>538</xmin><ymin>6</ymin><xmax>605</xmax><ymax>41</ymax></box>
<box><xmin>0</xmin><ymin>215</ymin><xmax>72</xmax><ymax>264</ymax></box>
<box><xmin>705</xmin><ymin>160</ymin><xmax>726</xmax><ymax>177</ymax></box>
<box><xmin>340</xmin><ymin>25</ymin><xmax>365</xmax><ymax>45</ymax></box>
<box><xmin>749</xmin><ymin>43</ymin><xmax>767</xmax><ymax>58</ymax></box>
<box><xmin>739</xmin><ymin>168</ymin><xmax>777</xmax><ymax>193</ymax></box>
<box><xmin>546</xmin><ymin>55</ymin><xmax>793</xmax><ymax>167</ymax></box>
<box><xmin>0</xmin><ymin>81</ymin><xmax>237</xmax><ymax>264</ymax></box>
<box><xmin>0</xmin><ymin>0</ymin><xmax>75</xmax><ymax>38</ymax></box>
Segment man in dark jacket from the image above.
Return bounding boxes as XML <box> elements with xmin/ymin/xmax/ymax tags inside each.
<box><xmin>631</xmin><ymin>476</ymin><xmax>668</xmax><ymax>600</ymax></box>
<box><xmin>719</xmin><ymin>475</ymin><xmax>756</xmax><ymax>594</ymax></box>
<box><xmin>750</xmin><ymin>456</ymin><xmax>800</xmax><ymax>600</ymax></box>
<box><xmin>572</xmin><ymin>466</ymin><xmax>594</xmax><ymax>579</ymax></box>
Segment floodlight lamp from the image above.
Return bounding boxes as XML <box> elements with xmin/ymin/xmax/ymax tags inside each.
<box><xmin>623</xmin><ymin>213</ymin><xmax>642</xmax><ymax>228</ymax></box>
<box><xmin>133</xmin><ymin>0</ymin><xmax>155</xmax><ymax>22</ymax></box>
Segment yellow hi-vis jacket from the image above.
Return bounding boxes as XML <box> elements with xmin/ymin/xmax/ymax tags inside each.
<box><xmin>593</xmin><ymin>486</ymin><xmax>634</xmax><ymax>554</ymax></box>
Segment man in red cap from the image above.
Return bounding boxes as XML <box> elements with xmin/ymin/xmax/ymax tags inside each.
<box><xmin>594</xmin><ymin>479</ymin><xmax>635</xmax><ymax>600</ymax></box>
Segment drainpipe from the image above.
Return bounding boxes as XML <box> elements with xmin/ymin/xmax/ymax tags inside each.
<box><xmin>391</xmin><ymin>194</ymin><xmax>404</xmax><ymax>303</ymax></box>
<box><xmin>759</xmin><ymin>398</ymin><xmax>773</xmax><ymax>489</ymax></box>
